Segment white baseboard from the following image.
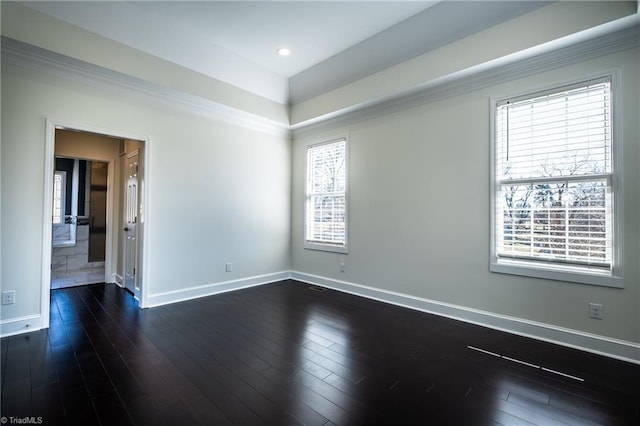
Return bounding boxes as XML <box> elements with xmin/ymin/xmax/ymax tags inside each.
<box><xmin>5</xmin><ymin>271</ymin><xmax>639</xmax><ymax>365</ymax></box>
<box><xmin>145</xmin><ymin>271</ymin><xmax>291</xmax><ymax>308</ymax></box>
<box><xmin>290</xmin><ymin>271</ymin><xmax>640</xmax><ymax>365</ymax></box>
<box><xmin>0</xmin><ymin>314</ymin><xmax>43</xmax><ymax>338</ymax></box>
<box><xmin>112</xmin><ymin>273</ymin><xmax>123</xmax><ymax>285</ymax></box>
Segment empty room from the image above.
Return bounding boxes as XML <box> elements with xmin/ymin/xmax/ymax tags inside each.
<box><xmin>1</xmin><ymin>1</ymin><xmax>639</xmax><ymax>424</ymax></box>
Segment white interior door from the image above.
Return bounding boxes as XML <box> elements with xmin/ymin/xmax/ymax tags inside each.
<box><xmin>124</xmin><ymin>150</ymin><xmax>140</xmax><ymax>297</ymax></box>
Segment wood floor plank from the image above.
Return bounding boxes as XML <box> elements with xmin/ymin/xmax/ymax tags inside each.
<box><xmin>2</xmin><ymin>281</ymin><xmax>639</xmax><ymax>425</ymax></box>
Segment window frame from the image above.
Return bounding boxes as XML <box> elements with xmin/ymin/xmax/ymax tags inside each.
<box><xmin>52</xmin><ymin>170</ymin><xmax>67</xmax><ymax>225</ymax></box>
<box><xmin>489</xmin><ymin>73</ymin><xmax>623</xmax><ymax>288</ymax></box>
<box><xmin>304</xmin><ymin>137</ymin><xmax>349</xmax><ymax>254</ymax></box>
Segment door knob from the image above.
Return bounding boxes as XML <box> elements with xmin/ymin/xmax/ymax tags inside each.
<box><xmin>123</xmin><ymin>227</ymin><xmax>130</xmax><ymax>231</ymax></box>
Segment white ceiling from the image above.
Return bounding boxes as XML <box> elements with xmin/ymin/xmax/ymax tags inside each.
<box><xmin>21</xmin><ymin>1</ymin><xmax>552</xmax><ymax>104</ymax></box>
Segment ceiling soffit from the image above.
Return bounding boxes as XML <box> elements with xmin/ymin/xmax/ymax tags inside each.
<box><xmin>289</xmin><ymin>1</ymin><xmax>551</xmax><ymax>104</ymax></box>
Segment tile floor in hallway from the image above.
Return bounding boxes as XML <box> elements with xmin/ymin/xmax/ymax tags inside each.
<box><xmin>50</xmin><ymin>267</ymin><xmax>105</xmax><ymax>289</ymax></box>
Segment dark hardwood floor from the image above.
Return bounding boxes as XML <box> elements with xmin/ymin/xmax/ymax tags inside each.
<box><xmin>1</xmin><ymin>280</ymin><xmax>639</xmax><ymax>425</ymax></box>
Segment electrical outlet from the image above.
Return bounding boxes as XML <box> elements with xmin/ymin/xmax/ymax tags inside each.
<box><xmin>339</xmin><ymin>262</ymin><xmax>345</xmax><ymax>273</ymax></box>
<box><xmin>589</xmin><ymin>303</ymin><xmax>603</xmax><ymax>320</ymax></box>
<box><xmin>225</xmin><ymin>262</ymin><xmax>232</xmax><ymax>272</ymax></box>
<box><xmin>2</xmin><ymin>291</ymin><xmax>16</xmax><ymax>305</ymax></box>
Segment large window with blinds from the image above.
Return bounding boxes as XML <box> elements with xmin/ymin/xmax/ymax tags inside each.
<box><xmin>305</xmin><ymin>138</ymin><xmax>348</xmax><ymax>253</ymax></box>
<box><xmin>490</xmin><ymin>76</ymin><xmax>621</xmax><ymax>287</ymax></box>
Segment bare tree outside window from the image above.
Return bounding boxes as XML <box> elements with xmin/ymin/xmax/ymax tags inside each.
<box><xmin>306</xmin><ymin>139</ymin><xmax>347</xmax><ymax>249</ymax></box>
<box><xmin>495</xmin><ymin>78</ymin><xmax>612</xmax><ymax>269</ymax></box>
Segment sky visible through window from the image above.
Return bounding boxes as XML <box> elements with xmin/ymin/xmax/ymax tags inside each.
<box><xmin>495</xmin><ymin>80</ymin><xmax>612</xmax><ymax>267</ymax></box>
<box><xmin>306</xmin><ymin>140</ymin><xmax>347</xmax><ymax>247</ymax></box>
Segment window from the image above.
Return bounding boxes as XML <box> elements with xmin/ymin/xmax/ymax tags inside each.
<box><xmin>491</xmin><ymin>77</ymin><xmax>621</xmax><ymax>286</ymax></box>
<box><xmin>305</xmin><ymin>138</ymin><xmax>348</xmax><ymax>253</ymax></box>
<box><xmin>53</xmin><ymin>170</ymin><xmax>66</xmax><ymax>225</ymax></box>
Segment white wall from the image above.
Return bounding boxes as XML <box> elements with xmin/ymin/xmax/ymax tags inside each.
<box><xmin>291</xmin><ymin>47</ymin><xmax>640</xmax><ymax>349</ymax></box>
<box><xmin>0</xmin><ymin>58</ymin><xmax>291</xmax><ymax>329</ymax></box>
<box><xmin>55</xmin><ymin>129</ymin><xmax>121</xmax><ymax>161</ymax></box>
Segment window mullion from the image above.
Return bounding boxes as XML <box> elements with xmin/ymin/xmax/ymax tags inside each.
<box><xmin>305</xmin><ymin>138</ymin><xmax>348</xmax><ymax>252</ymax></box>
<box><xmin>497</xmin><ymin>173</ymin><xmax>611</xmax><ymax>187</ymax></box>
<box><xmin>493</xmin><ymin>77</ymin><xmax>616</xmax><ymax>283</ymax></box>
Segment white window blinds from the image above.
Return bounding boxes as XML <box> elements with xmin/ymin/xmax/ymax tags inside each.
<box><xmin>494</xmin><ymin>78</ymin><xmax>613</xmax><ymax>269</ymax></box>
<box><xmin>305</xmin><ymin>139</ymin><xmax>347</xmax><ymax>249</ymax></box>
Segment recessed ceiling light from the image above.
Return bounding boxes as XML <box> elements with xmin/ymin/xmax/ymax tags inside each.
<box><xmin>277</xmin><ymin>47</ymin><xmax>291</xmax><ymax>57</ymax></box>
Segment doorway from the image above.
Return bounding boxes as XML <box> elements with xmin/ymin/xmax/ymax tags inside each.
<box><xmin>41</xmin><ymin>121</ymin><xmax>148</xmax><ymax>328</ymax></box>
<box><xmin>51</xmin><ymin>157</ymin><xmax>109</xmax><ymax>289</ymax></box>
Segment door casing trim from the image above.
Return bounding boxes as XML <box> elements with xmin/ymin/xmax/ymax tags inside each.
<box><xmin>42</xmin><ymin>119</ymin><xmax>151</xmax><ymax>329</ymax></box>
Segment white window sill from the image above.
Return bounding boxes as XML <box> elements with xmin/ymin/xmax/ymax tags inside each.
<box><xmin>304</xmin><ymin>242</ymin><xmax>348</xmax><ymax>254</ymax></box>
<box><xmin>490</xmin><ymin>260</ymin><xmax>623</xmax><ymax>288</ymax></box>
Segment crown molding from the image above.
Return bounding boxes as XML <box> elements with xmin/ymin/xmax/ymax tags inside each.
<box><xmin>1</xmin><ymin>36</ymin><xmax>291</xmax><ymax>137</ymax></box>
<box><xmin>3</xmin><ymin>13</ymin><xmax>638</xmax><ymax>140</ymax></box>
<box><xmin>291</xmin><ymin>16</ymin><xmax>640</xmax><ymax>136</ymax></box>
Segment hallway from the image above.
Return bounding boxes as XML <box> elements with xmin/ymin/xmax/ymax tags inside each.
<box><xmin>52</xmin><ymin>221</ymin><xmax>105</xmax><ymax>289</ymax></box>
